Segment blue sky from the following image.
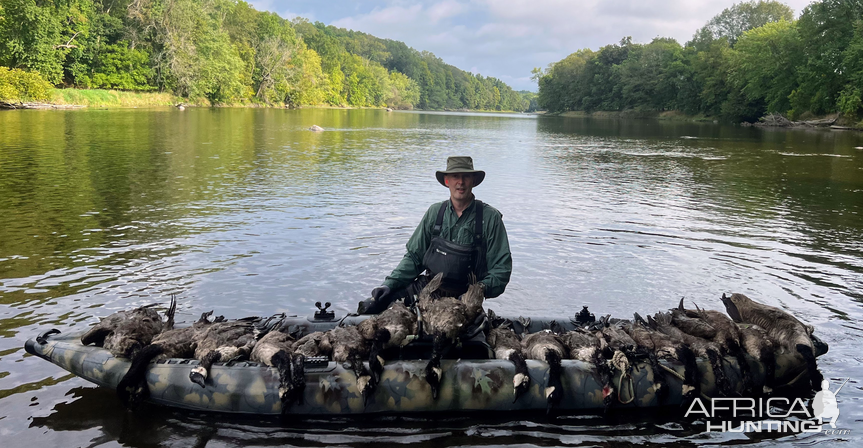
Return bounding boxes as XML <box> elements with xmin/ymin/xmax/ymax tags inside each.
<box><xmin>250</xmin><ymin>0</ymin><xmax>815</xmax><ymax>91</ymax></box>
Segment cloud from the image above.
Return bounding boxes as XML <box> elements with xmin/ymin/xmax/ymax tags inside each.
<box><xmin>254</xmin><ymin>0</ymin><xmax>818</xmax><ymax>91</ymax></box>
<box><xmin>428</xmin><ymin>0</ymin><xmax>467</xmax><ymax>23</ymax></box>
<box><xmin>331</xmin><ymin>4</ymin><xmax>424</xmax><ymax>29</ymax></box>
<box><xmin>250</xmin><ymin>0</ymin><xmax>316</xmax><ymax>22</ymax></box>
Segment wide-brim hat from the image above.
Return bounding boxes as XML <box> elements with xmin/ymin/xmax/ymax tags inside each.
<box><xmin>435</xmin><ymin>156</ymin><xmax>485</xmax><ymax>187</ymax></box>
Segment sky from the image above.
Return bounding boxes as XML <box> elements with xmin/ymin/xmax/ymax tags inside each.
<box><xmin>249</xmin><ymin>0</ymin><xmax>816</xmax><ymax>92</ymax></box>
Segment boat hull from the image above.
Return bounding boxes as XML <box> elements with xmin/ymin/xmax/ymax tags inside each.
<box><xmin>25</xmin><ymin>326</ymin><xmax>824</xmax><ymax>415</ymax></box>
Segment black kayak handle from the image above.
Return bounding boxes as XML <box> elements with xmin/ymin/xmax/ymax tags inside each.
<box><xmin>36</xmin><ymin>328</ymin><xmax>61</xmax><ymax>344</ymax></box>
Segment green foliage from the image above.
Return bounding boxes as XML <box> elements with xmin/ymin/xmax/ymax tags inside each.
<box><xmin>730</xmin><ymin>20</ymin><xmax>801</xmax><ymax>114</ymax></box>
<box><xmin>535</xmin><ymin>49</ymin><xmax>595</xmax><ymax>112</ymax></box>
<box><xmin>90</xmin><ymin>43</ymin><xmax>154</xmax><ymax>90</ymax></box>
<box><xmin>837</xmin><ymin>20</ymin><xmax>863</xmax><ymax>118</ymax></box>
<box><xmin>0</xmin><ymin>0</ymin><xmax>78</xmax><ymax>84</ymax></box>
<box><xmin>519</xmin><ymin>91</ymin><xmax>538</xmax><ymax>112</ymax></box>
<box><xmin>292</xmin><ymin>21</ymin><xmax>526</xmax><ymax>111</ymax></box>
<box><xmin>50</xmin><ymin>88</ymin><xmax>178</xmax><ymax>107</ymax></box>
<box><xmin>619</xmin><ymin>38</ymin><xmax>686</xmax><ymax>111</ymax></box>
<box><xmin>838</xmin><ymin>87</ymin><xmax>863</xmax><ymax>118</ymax></box>
<box><xmin>0</xmin><ymin>66</ymin><xmax>53</xmax><ymax>101</ymax></box>
<box><xmin>793</xmin><ymin>0</ymin><xmax>863</xmax><ymax>115</ymax></box>
<box><xmin>0</xmin><ymin>0</ymin><xmax>523</xmax><ymax>109</ymax></box>
<box><xmin>536</xmin><ymin>0</ymin><xmax>863</xmax><ymax>122</ymax></box>
<box><xmin>689</xmin><ymin>0</ymin><xmax>794</xmax><ymax>49</ymax></box>
<box><xmin>385</xmin><ymin>71</ymin><xmax>420</xmax><ymax>109</ymax></box>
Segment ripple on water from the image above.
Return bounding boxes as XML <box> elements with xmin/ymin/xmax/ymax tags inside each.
<box><xmin>1</xmin><ymin>110</ymin><xmax>862</xmax><ymax>445</ymax></box>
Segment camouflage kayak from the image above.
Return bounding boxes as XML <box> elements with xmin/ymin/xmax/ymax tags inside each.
<box><xmin>24</xmin><ymin>315</ymin><xmax>828</xmax><ymax>415</ymax></box>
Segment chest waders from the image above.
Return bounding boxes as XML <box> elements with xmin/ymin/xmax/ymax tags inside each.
<box><xmin>421</xmin><ymin>200</ymin><xmax>487</xmax><ymax>295</ymax></box>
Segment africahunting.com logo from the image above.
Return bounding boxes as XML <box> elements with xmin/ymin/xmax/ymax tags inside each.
<box><xmin>684</xmin><ymin>378</ymin><xmax>850</xmax><ymax>435</ymax></box>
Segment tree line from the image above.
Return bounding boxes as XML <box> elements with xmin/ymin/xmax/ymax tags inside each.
<box><xmin>533</xmin><ymin>0</ymin><xmax>863</xmax><ymax>122</ymax></box>
<box><xmin>0</xmin><ymin>0</ymin><xmax>531</xmax><ymax>111</ymax></box>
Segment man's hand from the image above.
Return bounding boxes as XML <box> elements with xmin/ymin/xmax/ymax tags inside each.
<box><xmin>357</xmin><ymin>286</ymin><xmax>392</xmax><ymax>314</ymax></box>
<box><xmin>371</xmin><ymin>285</ymin><xmax>391</xmax><ymax>301</ymax></box>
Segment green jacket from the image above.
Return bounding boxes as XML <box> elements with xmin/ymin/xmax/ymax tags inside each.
<box><xmin>383</xmin><ymin>198</ymin><xmax>512</xmax><ymax>298</ymax></box>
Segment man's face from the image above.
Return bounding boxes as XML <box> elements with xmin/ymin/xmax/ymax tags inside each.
<box><xmin>445</xmin><ymin>173</ymin><xmax>475</xmax><ymax>201</ymax></box>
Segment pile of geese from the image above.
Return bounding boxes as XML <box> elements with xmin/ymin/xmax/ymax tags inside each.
<box><xmin>80</xmin><ymin>275</ymin><xmax>823</xmax><ymax>414</ymax></box>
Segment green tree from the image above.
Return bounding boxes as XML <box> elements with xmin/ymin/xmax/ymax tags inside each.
<box><xmin>731</xmin><ymin>20</ymin><xmax>802</xmax><ymax>115</ymax></box>
<box><xmin>689</xmin><ymin>0</ymin><xmax>794</xmax><ymax>49</ymax></box>
<box><xmin>793</xmin><ymin>0</ymin><xmax>863</xmax><ymax>115</ymax></box>
<box><xmin>837</xmin><ymin>20</ymin><xmax>863</xmax><ymax>118</ymax></box>
<box><xmin>619</xmin><ymin>38</ymin><xmax>685</xmax><ymax>110</ymax></box>
<box><xmin>0</xmin><ymin>0</ymin><xmax>91</xmax><ymax>84</ymax></box>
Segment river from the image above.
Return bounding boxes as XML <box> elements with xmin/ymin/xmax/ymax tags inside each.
<box><xmin>1</xmin><ymin>108</ymin><xmax>861</xmax><ymax>446</ymax></box>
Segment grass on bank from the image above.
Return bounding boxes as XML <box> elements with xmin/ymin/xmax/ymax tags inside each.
<box><xmin>49</xmin><ymin>89</ymin><xmax>182</xmax><ymax>107</ymax></box>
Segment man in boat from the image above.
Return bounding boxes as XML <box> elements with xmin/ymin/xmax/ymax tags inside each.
<box><xmin>358</xmin><ymin>156</ymin><xmax>512</xmax><ymax>314</ymax></box>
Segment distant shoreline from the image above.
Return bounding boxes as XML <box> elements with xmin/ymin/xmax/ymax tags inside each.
<box><xmin>540</xmin><ymin>110</ymin><xmax>863</xmax><ymax>130</ymax></box>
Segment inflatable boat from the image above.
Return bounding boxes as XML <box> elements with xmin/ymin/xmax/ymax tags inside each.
<box><xmin>24</xmin><ymin>309</ymin><xmax>828</xmax><ymax>416</ymax></box>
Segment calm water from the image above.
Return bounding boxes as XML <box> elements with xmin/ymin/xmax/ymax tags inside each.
<box><xmin>1</xmin><ymin>108</ymin><xmax>862</xmax><ymax>446</ymax></box>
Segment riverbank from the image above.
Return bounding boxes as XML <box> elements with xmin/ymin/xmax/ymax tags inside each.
<box><xmin>1</xmin><ymin>89</ymin><xmax>183</xmax><ymax>109</ymax></box>
<box><xmin>50</xmin><ymin>89</ymin><xmax>181</xmax><ymax>108</ymax></box>
<box><xmin>548</xmin><ymin>110</ymin><xmax>715</xmax><ymax>122</ymax></box>
<box><xmin>544</xmin><ymin>109</ymin><xmax>863</xmax><ymax>130</ymax></box>
<box><xmin>2</xmin><ymin>89</ymin><xmax>523</xmax><ymax>113</ymax></box>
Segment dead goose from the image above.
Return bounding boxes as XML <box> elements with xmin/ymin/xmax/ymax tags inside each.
<box><xmin>293</xmin><ymin>331</ymin><xmax>327</xmax><ymax>358</ymax></box>
<box><xmin>521</xmin><ymin>330</ymin><xmax>567</xmax><ymax>413</ymax></box>
<box><xmin>648</xmin><ymin>311</ymin><xmax>734</xmax><ymax>397</ymax></box>
<box><xmin>460</xmin><ymin>278</ymin><xmax>485</xmax><ymax>323</ymax></box>
<box><xmin>250</xmin><ymin>330</ymin><xmax>298</xmax><ymax>409</ymax></box>
<box><xmin>285</xmin><ymin>331</ymin><xmax>328</xmax><ymax>405</ymax></box>
<box><xmin>629</xmin><ymin>313</ymin><xmax>699</xmax><ymax>404</ymax></box>
<box><xmin>721</xmin><ymin>292</ymin><xmax>822</xmax><ymax>391</ymax></box>
<box><xmin>82</xmin><ymin>297</ymin><xmax>176</xmax><ymax>358</ymax></box>
<box><xmin>319</xmin><ymin>325</ymin><xmax>376</xmax><ymax>404</ymax></box>
<box><xmin>487</xmin><ymin>320</ymin><xmax>530</xmax><ymax>402</ymax></box>
<box><xmin>559</xmin><ymin>326</ymin><xmax>616</xmax><ymax>407</ymax></box>
<box><xmin>357</xmin><ymin>302</ymin><xmax>418</xmax><ymax>385</ymax></box>
<box><xmin>738</xmin><ymin>323</ymin><xmax>777</xmax><ymax>394</ymax></box>
<box><xmin>676</xmin><ymin>299</ymin><xmax>754</xmax><ymax>395</ymax></box>
<box><xmin>594</xmin><ymin>316</ymin><xmax>642</xmax><ymax>407</ymax></box>
<box><xmin>116</xmin><ymin>311</ymin><xmax>220</xmax><ymax>407</ymax></box>
<box><xmin>189</xmin><ymin>317</ymin><xmax>260</xmax><ymax>387</ymax></box>
<box><xmin>416</xmin><ymin>272</ymin><xmax>469</xmax><ymax>399</ymax></box>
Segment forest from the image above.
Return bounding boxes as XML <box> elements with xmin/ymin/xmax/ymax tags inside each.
<box><xmin>0</xmin><ymin>0</ymin><xmax>530</xmax><ymax>111</ymax></box>
<box><xmin>533</xmin><ymin>0</ymin><xmax>863</xmax><ymax>123</ymax></box>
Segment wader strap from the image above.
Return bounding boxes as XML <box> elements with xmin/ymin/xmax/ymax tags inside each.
<box><xmin>474</xmin><ymin>200</ymin><xmax>486</xmax><ymax>278</ymax></box>
<box><xmin>474</xmin><ymin>200</ymin><xmax>483</xmax><ymax>242</ymax></box>
<box><xmin>432</xmin><ymin>200</ymin><xmax>448</xmax><ymax>236</ymax></box>
<box><xmin>433</xmin><ymin>200</ymin><xmax>484</xmax><ymax>241</ymax></box>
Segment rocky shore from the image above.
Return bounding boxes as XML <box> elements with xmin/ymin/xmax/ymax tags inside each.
<box><xmin>746</xmin><ymin>113</ymin><xmax>860</xmax><ymax>130</ymax></box>
<box><xmin>0</xmin><ymin>102</ymin><xmax>86</xmax><ymax>110</ymax></box>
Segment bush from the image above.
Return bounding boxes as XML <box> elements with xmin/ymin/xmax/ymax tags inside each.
<box><xmin>0</xmin><ymin>66</ymin><xmax>53</xmax><ymax>102</ymax></box>
<box><xmin>838</xmin><ymin>87</ymin><xmax>862</xmax><ymax>120</ymax></box>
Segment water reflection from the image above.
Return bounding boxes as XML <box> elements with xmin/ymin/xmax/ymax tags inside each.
<box><xmin>1</xmin><ymin>109</ymin><xmax>862</xmax><ymax>445</ymax></box>
<box><xmin>27</xmin><ymin>386</ymin><xmax>816</xmax><ymax>447</ymax></box>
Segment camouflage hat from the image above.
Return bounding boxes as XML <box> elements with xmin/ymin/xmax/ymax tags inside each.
<box><xmin>435</xmin><ymin>156</ymin><xmax>485</xmax><ymax>187</ymax></box>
